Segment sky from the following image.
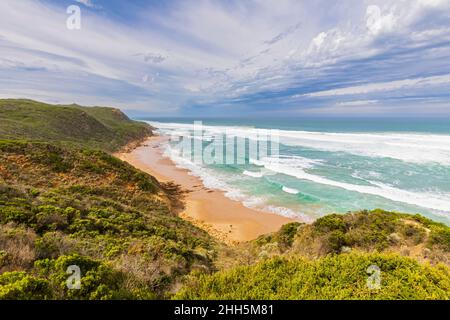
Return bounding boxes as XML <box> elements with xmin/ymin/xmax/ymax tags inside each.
<box><xmin>1</xmin><ymin>0</ymin><xmax>450</xmax><ymax>117</ymax></box>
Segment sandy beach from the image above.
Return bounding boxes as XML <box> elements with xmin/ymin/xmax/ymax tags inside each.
<box><xmin>116</xmin><ymin>135</ymin><xmax>295</xmax><ymax>244</ymax></box>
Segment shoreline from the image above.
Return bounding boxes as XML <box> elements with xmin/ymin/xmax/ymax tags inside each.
<box><xmin>116</xmin><ymin>135</ymin><xmax>296</xmax><ymax>244</ymax></box>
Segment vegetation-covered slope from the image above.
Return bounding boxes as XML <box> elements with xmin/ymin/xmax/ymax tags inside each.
<box><xmin>175</xmin><ymin>253</ymin><xmax>450</xmax><ymax>300</ymax></box>
<box><xmin>0</xmin><ymin>141</ymin><xmax>215</xmax><ymax>299</ymax></box>
<box><xmin>179</xmin><ymin>210</ymin><xmax>450</xmax><ymax>300</ymax></box>
<box><xmin>255</xmin><ymin>210</ymin><xmax>450</xmax><ymax>263</ymax></box>
<box><xmin>0</xmin><ymin>99</ymin><xmax>152</xmax><ymax>152</ymax></box>
<box><xmin>216</xmin><ymin>210</ymin><xmax>450</xmax><ymax>270</ymax></box>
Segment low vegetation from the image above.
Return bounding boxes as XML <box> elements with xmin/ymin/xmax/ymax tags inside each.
<box><xmin>175</xmin><ymin>253</ymin><xmax>450</xmax><ymax>300</ymax></box>
<box><xmin>269</xmin><ymin>210</ymin><xmax>448</xmax><ymax>264</ymax></box>
<box><xmin>181</xmin><ymin>210</ymin><xmax>450</xmax><ymax>300</ymax></box>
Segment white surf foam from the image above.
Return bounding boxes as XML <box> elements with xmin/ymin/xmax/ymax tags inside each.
<box><xmin>162</xmin><ymin>143</ymin><xmax>311</xmax><ymax>220</ymax></box>
<box><xmin>163</xmin><ymin>144</ymin><xmax>239</xmax><ymax>197</ymax></box>
<box><xmin>249</xmin><ymin>158</ymin><xmax>265</xmax><ymax>166</ymax></box>
<box><xmin>264</xmin><ymin>205</ymin><xmax>314</xmax><ymax>222</ymax></box>
<box><xmin>148</xmin><ymin>121</ymin><xmax>450</xmax><ymax>165</ymax></box>
<box><xmin>260</xmin><ymin>156</ymin><xmax>450</xmax><ymax>214</ymax></box>
<box><xmin>282</xmin><ymin>186</ymin><xmax>300</xmax><ymax>194</ymax></box>
<box><xmin>243</xmin><ymin>170</ymin><xmax>264</xmax><ymax>178</ymax></box>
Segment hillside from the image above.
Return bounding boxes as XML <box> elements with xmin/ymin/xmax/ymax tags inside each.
<box><xmin>0</xmin><ymin>99</ymin><xmax>152</xmax><ymax>152</ymax></box>
<box><xmin>255</xmin><ymin>210</ymin><xmax>450</xmax><ymax>263</ymax></box>
<box><xmin>177</xmin><ymin>210</ymin><xmax>450</xmax><ymax>300</ymax></box>
<box><xmin>0</xmin><ymin>141</ymin><xmax>215</xmax><ymax>299</ymax></box>
<box><xmin>176</xmin><ymin>253</ymin><xmax>450</xmax><ymax>299</ymax></box>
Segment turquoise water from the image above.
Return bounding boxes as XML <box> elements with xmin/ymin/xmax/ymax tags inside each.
<box><xmin>142</xmin><ymin>118</ymin><xmax>450</xmax><ymax>225</ymax></box>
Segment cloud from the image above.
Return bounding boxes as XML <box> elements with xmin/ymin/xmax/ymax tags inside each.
<box><xmin>366</xmin><ymin>5</ymin><xmax>397</xmax><ymax>35</ymax></box>
<box><xmin>301</xmin><ymin>74</ymin><xmax>450</xmax><ymax>97</ymax></box>
<box><xmin>311</xmin><ymin>32</ymin><xmax>327</xmax><ymax>48</ymax></box>
<box><xmin>143</xmin><ymin>54</ymin><xmax>166</xmax><ymax>64</ymax></box>
<box><xmin>336</xmin><ymin>100</ymin><xmax>379</xmax><ymax>106</ymax></box>
<box><xmin>75</xmin><ymin>0</ymin><xmax>96</xmax><ymax>9</ymax></box>
<box><xmin>0</xmin><ymin>0</ymin><xmax>449</xmax><ymax>116</ymax></box>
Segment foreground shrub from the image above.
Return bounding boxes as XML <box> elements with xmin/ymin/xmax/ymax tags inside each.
<box><xmin>34</xmin><ymin>254</ymin><xmax>130</xmax><ymax>300</ymax></box>
<box><xmin>0</xmin><ymin>272</ymin><xmax>51</xmax><ymax>300</ymax></box>
<box><xmin>175</xmin><ymin>253</ymin><xmax>450</xmax><ymax>300</ymax></box>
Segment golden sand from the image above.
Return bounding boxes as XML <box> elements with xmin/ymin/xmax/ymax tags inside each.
<box><xmin>116</xmin><ymin>136</ymin><xmax>295</xmax><ymax>244</ymax></box>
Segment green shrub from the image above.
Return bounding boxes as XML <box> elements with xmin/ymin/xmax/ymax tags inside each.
<box><xmin>34</xmin><ymin>254</ymin><xmax>129</xmax><ymax>300</ymax></box>
<box><xmin>0</xmin><ymin>272</ymin><xmax>52</xmax><ymax>300</ymax></box>
<box><xmin>400</xmin><ymin>224</ymin><xmax>426</xmax><ymax>244</ymax></box>
<box><xmin>31</xmin><ymin>147</ymin><xmax>73</xmax><ymax>173</ymax></box>
<box><xmin>34</xmin><ymin>232</ymin><xmax>73</xmax><ymax>260</ymax></box>
<box><xmin>0</xmin><ymin>250</ymin><xmax>6</xmax><ymax>266</ymax></box>
<box><xmin>313</xmin><ymin>214</ymin><xmax>345</xmax><ymax>233</ymax></box>
<box><xmin>135</xmin><ymin>173</ymin><xmax>158</xmax><ymax>193</ymax></box>
<box><xmin>327</xmin><ymin>230</ymin><xmax>347</xmax><ymax>252</ymax></box>
<box><xmin>34</xmin><ymin>205</ymin><xmax>69</xmax><ymax>233</ymax></box>
<box><xmin>0</xmin><ymin>206</ymin><xmax>29</xmax><ymax>224</ymax></box>
<box><xmin>276</xmin><ymin>223</ymin><xmax>302</xmax><ymax>247</ymax></box>
<box><xmin>430</xmin><ymin>227</ymin><xmax>450</xmax><ymax>251</ymax></box>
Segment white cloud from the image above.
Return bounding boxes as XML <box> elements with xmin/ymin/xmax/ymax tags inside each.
<box><xmin>312</xmin><ymin>32</ymin><xmax>327</xmax><ymax>48</ymax></box>
<box><xmin>75</xmin><ymin>0</ymin><xmax>95</xmax><ymax>8</ymax></box>
<box><xmin>417</xmin><ymin>0</ymin><xmax>448</xmax><ymax>8</ymax></box>
<box><xmin>336</xmin><ymin>100</ymin><xmax>379</xmax><ymax>106</ymax></box>
<box><xmin>366</xmin><ymin>5</ymin><xmax>397</xmax><ymax>35</ymax></box>
<box><xmin>301</xmin><ymin>74</ymin><xmax>450</xmax><ymax>97</ymax></box>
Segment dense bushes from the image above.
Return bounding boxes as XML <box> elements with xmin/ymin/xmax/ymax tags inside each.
<box><xmin>256</xmin><ymin>222</ymin><xmax>302</xmax><ymax>250</ymax></box>
<box><xmin>312</xmin><ymin>209</ymin><xmax>401</xmax><ymax>251</ymax></box>
<box><xmin>0</xmin><ymin>272</ymin><xmax>51</xmax><ymax>300</ymax></box>
<box><xmin>429</xmin><ymin>225</ymin><xmax>450</xmax><ymax>251</ymax></box>
<box><xmin>250</xmin><ymin>209</ymin><xmax>450</xmax><ymax>269</ymax></box>
<box><xmin>0</xmin><ymin>141</ymin><xmax>215</xmax><ymax>299</ymax></box>
<box><xmin>0</xmin><ymin>254</ymin><xmax>134</xmax><ymax>300</ymax></box>
<box><xmin>175</xmin><ymin>253</ymin><xmax>450</xmax><ymax>300</ymax></box>
<box><xmin>299</xmin><ymin>209</ymin><xmax>450</xmax><ymax>257</ymax></box>
<box><xmin>34</xmin><ymin>254</ymin><xmax>129</xmax><ymax>300</ymax></box>
<box><xmin>313</xmin><ymin>214</ymin><xmax>346</xmax><ymax>233</ymax></box>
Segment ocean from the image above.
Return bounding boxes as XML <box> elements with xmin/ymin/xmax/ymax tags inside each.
<box><xmin>141</xmin><ymin>117</ymin><xmax>450</xmax><ymax>225</ymax></box>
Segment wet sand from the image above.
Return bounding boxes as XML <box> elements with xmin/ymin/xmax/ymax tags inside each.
<box><xmin>116</xmin><ymin>136</ymin><xmax>295</xmax><ymax>244</ymax></box>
